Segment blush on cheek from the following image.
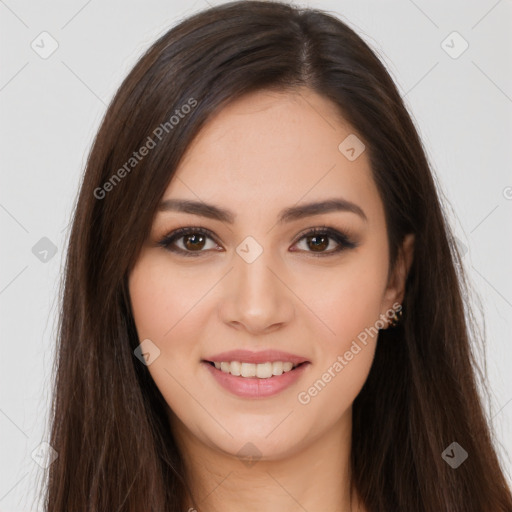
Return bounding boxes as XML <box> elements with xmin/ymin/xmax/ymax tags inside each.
<box><xmin>320</xmin><ymin>295</ymin><xmax>383</xmax><ymax>351</ymax></box>
<box><xmin>311</xmin><ymin>255</ymin><xmax>388</xmax><ymax>341</ymax></box>
<box><xmin>129</xmin><ymin>257</ymin><xmax>189</xmax><ymax>342</ymax></box>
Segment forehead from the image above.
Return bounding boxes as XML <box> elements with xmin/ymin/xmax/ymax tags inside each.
<box><xmin>163</xmin><ymin>88</ymin><xmax>382</xmax><ymax>223</ymax></box>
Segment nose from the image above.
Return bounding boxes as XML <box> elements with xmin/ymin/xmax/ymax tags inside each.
<box><xmin>218</xmin><ymin>246</ymin><xmax>295</xmax><ymax>335</ymax></box>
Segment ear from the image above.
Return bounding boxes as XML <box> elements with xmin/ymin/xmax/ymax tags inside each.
<box><xmin>382</xmin><ymin>233</ymin><xmax>414</xmax><ymax>309</ymax></box>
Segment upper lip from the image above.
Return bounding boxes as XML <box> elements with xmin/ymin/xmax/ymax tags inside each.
<box><xmin>204</xmin><ymin>349</ymin><xmax>309</xmax><ymax>365</ymax></box>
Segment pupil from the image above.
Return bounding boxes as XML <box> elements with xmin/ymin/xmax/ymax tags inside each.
<box><xmin>308</xmin><ymin>235</ymin><xmax>328</xmax><ymax>251</ymax></box>
<box><xmin>185</xmin><ymin>234</ymin><xmax>205</xmax><ymax>250</ymax></box>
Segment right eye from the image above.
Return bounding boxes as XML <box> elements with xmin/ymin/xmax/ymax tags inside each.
<box><xmin>157</xmin><ymin>227</ymin><xmax>222</xmax><ymax>257</ymax></box>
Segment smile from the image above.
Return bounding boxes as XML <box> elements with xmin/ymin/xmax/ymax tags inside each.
<box><xmin>202</xmin><ymin>360</ymin><xmax>310</xmax><ymax>398</ymax></box>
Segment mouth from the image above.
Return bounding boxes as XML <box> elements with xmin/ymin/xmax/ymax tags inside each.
<box><xmin>201</xmin><ymin>359</ymin><xmax>311</xmax><ymax>398</ymax></box>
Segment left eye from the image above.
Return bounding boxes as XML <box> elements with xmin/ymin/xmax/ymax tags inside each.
<box><xmin>291</xmin><ymin>227</ymin><xmax>357</xmax><ymax>256</ymax></box>
<box><xmin>294</xmin><ymin>233</ymin><xmax>339</xmax><ymax>253</ymax></box>
<box><xmin>158</xmin><ymin>226</ymin><xmax>356</xmax><ymax>257</ymax></box>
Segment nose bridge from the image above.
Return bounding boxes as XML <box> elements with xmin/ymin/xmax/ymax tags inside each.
<box><xmin>237</xmin><ymin>247</ymin><xmax>276</xmax><ymax>297</ymax></box>
<box><xmin>219</xmin><ymin>235</ymin><xmax>294</xmax><ymax>333</ymax></box>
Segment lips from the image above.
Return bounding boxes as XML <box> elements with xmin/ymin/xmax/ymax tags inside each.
<box><xmin>201</xmin><ymin>349</ymin><xmax>311</xmax><ymax>398</ymax></box>
<box><xmin>203</xmin><ymin>361</ymin><xmax>309</xmax><ymax>398</ymax></box>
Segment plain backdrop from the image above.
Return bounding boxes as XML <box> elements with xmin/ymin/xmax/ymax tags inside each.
<box><xmin>1</xmin><ymin>0</ymin><xmax>511</xmax><ymax>510</ymax></box>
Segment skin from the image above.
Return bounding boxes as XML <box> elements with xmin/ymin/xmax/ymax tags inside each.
<box><xmin>128</xmin><ymin>87</ymin><xmax>414</xmax><ymax>512</ymax></box>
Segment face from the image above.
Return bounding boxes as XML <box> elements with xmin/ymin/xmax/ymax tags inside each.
<box><xmin>128</xmin><ymin>87</ymin><xmax>408</xmax><ymax>461</ymax></box>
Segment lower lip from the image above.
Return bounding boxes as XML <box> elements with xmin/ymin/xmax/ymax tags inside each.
<box><xmin>202</xmin><ymin>361</ymin><xmax>310</xmax><ymax>399</ymax></box>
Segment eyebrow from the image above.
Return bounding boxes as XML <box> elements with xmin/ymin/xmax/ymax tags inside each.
<box><xmin>157</xmin><ymin>197</ymin><xmax>367</xmax><ymax>223</ymax></box>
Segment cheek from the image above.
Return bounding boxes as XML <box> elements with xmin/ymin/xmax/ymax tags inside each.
<box><xmin>128</xmin><ymin>254</ymin><xmax>202</xmax><ymax>393</ymax></box>
<box><xmin>128</xmin><ymin>250</ymin><xmax>220</xmax><ymax>389</ymax></box>
<box><xmin>129</xmin><ymin>253</ymin><xmax>206</xmax><ymax>345</ymax></box>
<box><xmin>295</xmin><ymin>337</ymin><xmax>376</xmax><ymax>437</ymax></box>
<box><xmin>128</xmin><ymin>255</ymin><xmax>208</xmax><ymax>427</ymax></box>
<box><xmin>293</xmin><ymin>245</ymin><xmax>388</xmax><ymax>418</ymax></box>
<box><xmin>302</xmin><ymin>244</ymin><xmax>389</xmax><ymax>353</ymax></box>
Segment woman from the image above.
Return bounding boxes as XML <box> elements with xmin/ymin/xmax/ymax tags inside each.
<box><xmin>43</xmin><ymin>1</ymin><xmax>512</xmax><ymax>510</ymax></box>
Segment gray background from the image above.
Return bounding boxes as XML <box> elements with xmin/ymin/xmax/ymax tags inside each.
<box><xmin>1</xmin><ymin>0</ymin><xmax>511</xmax><ymax>509</ymax></box>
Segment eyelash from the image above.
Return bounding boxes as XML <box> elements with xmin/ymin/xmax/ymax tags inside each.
<box><xmin>157</xmin><ymin>226</ymin><xmax>357</xmax><ymax>258</ymax></box>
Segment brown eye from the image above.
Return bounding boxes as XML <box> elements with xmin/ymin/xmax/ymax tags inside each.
<box><xmin>158</xmin><ymin>227</ymin><xmax>220</xmax><ymax>256</ymax></box>
<box><xmin>291</xmin><ymin>227</ymin><xmax>357</xmax><ymax>256</ymax></box>
<box><xmin>183</xmin><ymin>233</ymin><xmax>207</xmax><ymax>251</ymax></box>
<box><xmin>305</xmin><ymin>234</ymin><xmax>330</xmax><ymax>252</ymax></box>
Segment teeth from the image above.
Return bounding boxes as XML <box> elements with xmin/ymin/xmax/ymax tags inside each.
<box><xmin>229</xmin><ymin>361</ymin><xmax>241</xmax><ymax>376</ymax></box>
<box><xmin>213</xmin><ymin>361</ymin><xmax>298</xmax><ymax>378</ymax></box>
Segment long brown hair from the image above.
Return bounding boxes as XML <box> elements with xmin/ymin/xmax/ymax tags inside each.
<box><xmin>43</xmin><ymin>1</ymin><xmax>512</xmax><ymax>510</ymax></box>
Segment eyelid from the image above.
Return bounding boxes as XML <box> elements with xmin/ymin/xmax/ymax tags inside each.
<box><xmin>292</xmin><ymin>225</ymin><xmax>351</xmax><ymax>243</ymax></box>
